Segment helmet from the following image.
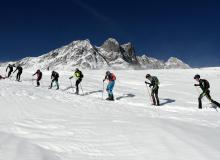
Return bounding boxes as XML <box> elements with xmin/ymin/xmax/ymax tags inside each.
<box><xmin>106</xmin><ymin>71</ymin><xmax>110</xmax><ymax>75</ymax></box>
<box><xmin>75</xmin><ymin>68</ymin><xmax>79</xmax><ymax>71</ymax></box>
<box><xmin>146</xmin><ymin>74</ymin><xmax>151</xmax><ymax>78</ymax></box>
<box><xmin>37</xmin><ymin>69</ymin><xmax>40</xmax><ymax>72</ymax></box>
<box><xmin>194</xmin><ymin>74</ymin><xmax>200</xmax><ymax>79</ymax></box>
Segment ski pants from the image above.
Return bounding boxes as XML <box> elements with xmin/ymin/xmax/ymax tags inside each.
<box><xmin>16</xmin><ymin>71</ymin><xmax>22</xmax><ymax>81</ymax></box>
<box><xmin>51</xmin><ymin>79</ymin><xmax>59</xmax><ymax>89</ymax></box>
<box><xmin>151</xmin><ymin>85</ymin><xmax>160</xmax><ymax>105</ymax></box>
<box><xmin>107</xmin><ymin>81</ymin><xmax>115</xmax><ymax>96</ymax></box>
<box><xmin>75</xmin><ymin>78</ymin><xmax>82</xmax><ymax>94</ymax></box>
<box><xmin>199</xmin><ymin>90</ymin><xmax>220</xmax><ymax>109</ymax></box>
<box><xmin>8</xmin><ymin>70</ymin><xmax>13</xmax><ymax>77</ymax></box>
<box><xmin>36</xmin><ymin>77</ymin><xmax>42</xmax><ymax>86</ymax></box>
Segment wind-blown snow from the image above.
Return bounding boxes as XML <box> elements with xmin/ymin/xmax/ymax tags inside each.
<box><xmin>0</xmin><ymin>67</ymin><xmax>220</xmax><ymax>160</ymax></box>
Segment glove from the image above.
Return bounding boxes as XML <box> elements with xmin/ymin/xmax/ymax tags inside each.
<box><xmin>194</xmin><ymin>84</ymin><xmax>197</xmax><ymax>86</ymax></box>
<box><xmin>103</xmin><ymin>79</ymin><xmax>105</xmax><ymax>82</ymax></box>
<box><xmin>145</xmin><ymin>81</ymin><xmax>150</xmax><ymax>85</ymax></box>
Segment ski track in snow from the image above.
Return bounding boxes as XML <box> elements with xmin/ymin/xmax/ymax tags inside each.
<box><xmin>0</xmin><ymin>68</ymin><xmax>220</xmax><ymax>160</ymax></box>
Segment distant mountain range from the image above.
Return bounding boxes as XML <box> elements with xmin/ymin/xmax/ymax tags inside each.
<box><xmin>1</xmin><ymin>38</ymin><xmax>190</xmax><ymax>70</ymax></box>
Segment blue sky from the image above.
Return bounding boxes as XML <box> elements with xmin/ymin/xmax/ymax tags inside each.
<box><xmin>0</xmin><ymin>0</ymin><xmax>220</xmax><ymax>67</ymax></box>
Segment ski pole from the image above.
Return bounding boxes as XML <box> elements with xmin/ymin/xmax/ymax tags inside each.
<box><xmin>146</xmin><ymin>84</ymin><xmax>153</xmax><ymax>104</ymax></box>
<box><xmin>69</xmin><ymin>79</ymin><xmax>74</xmax><ymax>93</ymax></box>
<box><xmin>102</xmin><ymin>81</ymin><xmax>105</xmax><ymax>100</ymax></box>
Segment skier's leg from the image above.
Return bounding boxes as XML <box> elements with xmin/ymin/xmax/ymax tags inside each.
<box><xmin>56</xmin><ymin>80</ymin><xmax>59</xmax><ymax>90</ymax></box>
<box><xmin>37</xmin><ymin>81</ymin><xmax>40</xmax><ymax>87</ymax></box>
<box><xmin>18</xmin><ymin>73</ymin><xmax>21</xmax><ymax>81</ymax></box>
<box><xmin>198</xmin><ymin>93</ymin><xmax>205</xmax><ymax>109</ymax></box>
<box><xmin>106</xmin><ymin>81</ymin><xmax>115</xmax><ymax>100</ymax></box>
<box><xmin>155</xmin><ymin>86</ymin><xmax>160</xmax><ymax>106</ymax></box>
<box><xmin>49</xmin><ymin>79</ymin><xmax>55</xmax><ymax>89</ymax></box>
<box><xmin>75</xmin><ymin>79</ymin><xmax>80</xmax><ymax>94</ymax></box>
<box><xmin>109</xmin><ymin>81</ymin><xmax>115</xmax><ymax>100</ymax></box>
<box><xmin>151</xmin><ymin>88</ymin><xmax>156</xmax><ymax>105</ymax></box>
<box><xmin>8</xmin><ymin>71</ymin><xmax>12</xmax><ymax>77</ymax></box>
<box><xmin>205</xmin><ymin>90</ymin><xmax>212</xmax><ymax>101</ymax></box>
<box><xmin>16</xmin><ymin>73</ymin><xmax>19</xmax><ymax>81</ymax></box>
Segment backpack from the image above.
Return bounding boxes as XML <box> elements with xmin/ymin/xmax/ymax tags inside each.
<box><xmin>80</xmin><ymin>71</ymin><xmax>84</xmax><ymax>79</ymax></box>
<box><xmin>153</xmin><ymin>76</ymin><xmax>160</xmax><ymax>85</ymax></box>
<box><xmin>111</xmin><ymin>73</ymin><xmax>116</xmax><ymax>81</ymax></box>
<box><xmin>54</xmin><ymin>72</ymin><xmax>59</xmax><ymax>78</ymax></box>
<box><xmin>202</xmin><ymin>79</ymin><xmax>210</xmax><ymax>89</ymax></box>
<box><xmin>75</xmin><ymin>71</ymin><xmax>84</xmax><ymax>79</ymax></box>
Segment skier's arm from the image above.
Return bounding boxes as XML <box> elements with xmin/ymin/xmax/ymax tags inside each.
<box><xmin>145</xmin><ymin>81</ymin><xmax>151</xmax><ymax>85</ymax></box>
<box><xmin>6</xmin><ymin>66</ymin><xmax>8</xmax><ymax>72</ymax></box>
<box><xmin>194</xmin><ymin>84</ymin><xmax>200</xmax><ymax>86</ymax></box>
<box><xmin>103</xmin><ymin>75</ymin><xmax>107</xmax><ymax>82</ymax></box>
<box><xmin>33</xmin><ymin>72</ymin><xmax>37</xmax><ymax>76</ymax></box>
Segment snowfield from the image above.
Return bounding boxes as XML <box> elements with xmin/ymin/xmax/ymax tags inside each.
<box><xmin>0</xmin><ymin>67</ymin><xmax>220</xmax><ymax>160</ymax></box>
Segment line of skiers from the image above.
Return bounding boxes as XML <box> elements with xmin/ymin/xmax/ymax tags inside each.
<box><xmin>5</xmin><ymin>64</ymin><xmax>23</xmax><ymax>81</ymax></box>
<box><xmin>2</xmin><ymin>64</ymin><xmax>220</xmax><ymax>108</ymax></box>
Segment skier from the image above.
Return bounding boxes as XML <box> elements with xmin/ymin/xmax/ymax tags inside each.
<box><xmin>145</xmin><ymin>74</ymin><xmax>160</xmax><ymax>106</ymax></box>
<box><xmin>13</xmin><ymin>65</ymin><xmax>23</xmax><ymax>81</ymax></box>
<box><xmin>69</xmin><ymin>68</ymin><xmax>84</xmax><ymax>95</ymax></box>
<box><xmin>32</xmin><ymin>69</ymin><xmax>42</xmax><ymax>87</ymax></box>
<box><xmin>103</xmin><ymin>71</ymin><xmax>116</xmax><ymax>101</ymax></box>
<box><xmin>6</xmin><ymin>64</ymin><xmax>14</xmax><ymax>78</ymax></box>
<box><xmin>194</xmin><ymin>74</ymin><xmax>220</xmax><ymax>109</ymax></box>
<box><xmin>49</xmin><ymin>71</ymin><xmax>59</xmax><ymax>90</ymax></box>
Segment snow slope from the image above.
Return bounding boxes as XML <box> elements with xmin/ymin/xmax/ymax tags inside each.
<box><xmin>0</xmin><ymin>67</ymin><xmax>220</xmax><ymax>160</ymax></box>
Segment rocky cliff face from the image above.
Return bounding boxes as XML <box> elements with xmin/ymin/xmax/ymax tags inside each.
<box><xmin>10</xmin><ymin>38</ymin><xmax>190</xmax><ymax>70</ymax></box>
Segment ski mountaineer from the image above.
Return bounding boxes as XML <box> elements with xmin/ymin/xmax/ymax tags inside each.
<box><xmin>103</xmin><ymin>71</ymin><xmax>116</xmax><ymax>101</ymax></box>
<box><xmin>32</xmin><ymin>69</ymin><xmax>43</xmax><ymax>87</ymax></box>
<box><xmin>6</xmin><ymin>64</ymin><xmax>14</xmax><ymax>78</ymax></box>
<box><xmin>145</xmin><ymin>74</ymin><xmax>160</xmax><ymax>106</ymax></box>
<box><xmin>49</xmin><ymin>71</ymin><xmax>59</xmax><ymax>90</ymax></box>
<box><xmin>13</xmin><ymin>65</ymin><xmax>23</xmax><ymax>81</ymax></box>
<box><xmin>194</xmin><ymin>74</ymin><xmax>220</xmax><ymax>109</ymax></box>
<box><xmin>69</xmin><ymin>68</ymin><xmax>84</xmax><ymax>95</ymax></box>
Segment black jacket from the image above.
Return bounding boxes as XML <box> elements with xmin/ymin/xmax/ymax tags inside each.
<box><xmin>14</xmin><ymin>66</ymin><xmax>23</xmax><ymax>73</ymax></box>
<box><xmin>6</xmin><ymin>65</ymin><xmax>13</xmax><ymax>72</ymax></box>
<box><xmin>51</xmin><ymin>71</ymin><xmax>59</xmax><ymax>80</ymax></box>
<box><xmin>33</xmin><ymin>71</ymin><xmax>42</xmax><ymax>80</ymax></box>
<box><xmin>198</xmin><ymin>79</ymin><xmax>210</xmax><ymax>91</ymax></box>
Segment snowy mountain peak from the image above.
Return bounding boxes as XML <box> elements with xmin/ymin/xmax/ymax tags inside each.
<box><xmin>165</xmin><ymin>57</ymin><xmax>190</xmax><ymax>69</ymax></box>
<box><xmin>101</xmin><ymin>38</ymin><xmax>120</xmax><ymax>53</ymax></box>
<box><xmin>7</xmin><ymin>38</ymin><xmax>190</xmax><ymax>70</ymax></box>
